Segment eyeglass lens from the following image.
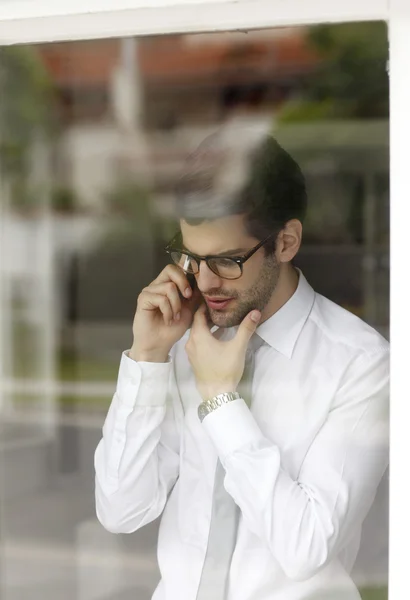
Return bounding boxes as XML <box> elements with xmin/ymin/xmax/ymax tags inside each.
<box><xmin>170</xmin><ymin>251</ymin><xmax>241</xmax><ymax>279</ymax></box>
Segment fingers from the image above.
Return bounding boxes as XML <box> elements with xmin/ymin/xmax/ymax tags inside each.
<box><xmin>192</xmin><ymin>303</ymin><xmax>208</xmax><ymax>329</ymax></box>
<box><xmin>187</xmin><ymin>305</ymin><xmax>209</xmax><ymax>350</ymax></box>
<box><xmin>148</xmin><ymin>282</ymin><xmax>182</xmax><ymax>321</ymax></box>
<box><xmin>191</xmin><ymin>303</ymin><xmax>214</xmax><ymax>335</ymax></box>
<box><xmin>140</xmin><ymin>264</ymin><xmax>196</xmax><ymax>325</ymax></box>
<box><xmin>139</xmin><ymin>291</ymin><xmax>174</xmax><ymax>326</ymax></box>
<box><xmin>153</xmin><ymin>264</ymin><xmax>193</xmax><ymax>300</ymax></box>
<box><xmin>234</xmin><ymin>310</ymin><xmax>261</xmax><ymax>348</ymax></box>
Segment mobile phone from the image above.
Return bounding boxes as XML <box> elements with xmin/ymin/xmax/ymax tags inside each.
<box><xmin>175</xmin><ymin>271</ymin><xmax>197</xmax><ymax>302</ymax></box>
<box><xmin>186</xmin><ymin>272</ymin><xmax>197</xmax><ymax>291</ymax></box>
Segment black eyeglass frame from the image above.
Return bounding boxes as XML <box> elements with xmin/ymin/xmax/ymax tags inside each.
<box><xmin>165</xmin><ymin>232</ymin><xmax>277</xmax><ymax>280</ymax></box>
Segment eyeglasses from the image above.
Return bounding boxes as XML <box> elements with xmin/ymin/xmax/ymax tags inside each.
<box><xmin>165</xmin><ymin>233</ymin><xmax>276</xmax><ymax>280</ymax></box>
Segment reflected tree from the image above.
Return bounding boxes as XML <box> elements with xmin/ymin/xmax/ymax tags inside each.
<box><xmin>279</xmin><ymin>22</ymin><xmax>389</xmax><ymax>122</ymax></box>
<box><xmin>0</xmin><ymin>46</ymin><xmax>57</xmax><ymax>211</ymax></box>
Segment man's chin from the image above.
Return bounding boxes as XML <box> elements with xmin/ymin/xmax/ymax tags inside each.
<box><xmin>208</xmin><ymin>308</ymin><xmax>241</xmax><ymax>329</ymax></box>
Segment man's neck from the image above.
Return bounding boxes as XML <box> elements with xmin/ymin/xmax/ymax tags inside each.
<box><xmin>260</xmin><ymin>264</ymin><xmax>299</xmax><ymax>324</ymax></box>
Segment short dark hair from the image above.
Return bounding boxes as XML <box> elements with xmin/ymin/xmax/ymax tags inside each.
<box><xmin>175</xmin><ymin>126</ymin><xmax>307</xmax><ymax>254</ymax></box>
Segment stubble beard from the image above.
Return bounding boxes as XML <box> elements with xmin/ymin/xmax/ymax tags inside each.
<box><xmin>205</xmin><ymin>254</ymin><xmax>280</xmax><ymax>328</ymax></box>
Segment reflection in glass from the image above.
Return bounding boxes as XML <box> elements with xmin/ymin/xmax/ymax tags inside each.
<box><xmin>0</xmin><ymin>23</ymin><xmax>388</xmax><ymax>600</ymax></box>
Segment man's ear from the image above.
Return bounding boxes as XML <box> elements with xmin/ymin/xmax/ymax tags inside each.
<box><xmin>276</xmin><ymin>219</ymin><xmax>303</xmax><ymax>263</ymax></box>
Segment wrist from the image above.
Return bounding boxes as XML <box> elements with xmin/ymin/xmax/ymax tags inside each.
<box><xmin>200</xmin><ymin>383</ymin><xmax>237</xmax><ymax>402</ymax></box>
<box><xmin>129</xmin><ymin>346</ymin><xmax>169</xmax><ymax>363</ymax></box>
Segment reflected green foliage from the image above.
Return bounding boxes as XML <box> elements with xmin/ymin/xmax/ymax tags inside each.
<box><xmin>50</xmin><ymin>185</ymin><xmax>80</xmax><ymax>213</ymax></box>
<box><xmin>0</xmin><ymin>46</ymin><xmax>57</xmax><ymax>209</ymax></box>
<box><xmin>279</xmin><ymin>22</ymin><xmax>388</xmax><ymax>122</ymax></box>
<box><xmin>360</xmin><ymin>586</ymin><xmax>387</xmax><ymax>600</ymax></box>
<box><xmin>0</xmin><ymin>46</ymin><xmax>56</xmax><ymax>168</ymax></box>
<box><xmin>103</xmin><ymin>180</ymin><xmax>155</xmax><ymax>241</ymax></box>
<box><xmin>11</xmin><ymin>320</ymin><xmax>118</xmax><ymax>382</ymax></box>
<box><xmin>58</xmin><ymin>352</ymin><xmax>119</xmax><ymax>383</ymax></box>
<box><xmin>12</xmin><ymin>393</ymin><xmax>110</xmax><ymax>409</ymax></box>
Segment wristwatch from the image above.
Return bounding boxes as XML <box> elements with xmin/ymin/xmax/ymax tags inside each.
<box><xmin>198</xmin><ymin>391</ymin><xmax>241</xmax><ymax>423</ymax></box>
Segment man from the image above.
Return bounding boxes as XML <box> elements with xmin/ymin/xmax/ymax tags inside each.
<box><xmin>94</xmin><ymin>126</ymin><xmax>389</xmax><ymax>600</ymax></box>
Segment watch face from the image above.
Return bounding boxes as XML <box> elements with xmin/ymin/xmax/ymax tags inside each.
<box><xmin>198</xmin><ymin>404</ymin><xmax>208</xmax><ymax>422</ymax></box>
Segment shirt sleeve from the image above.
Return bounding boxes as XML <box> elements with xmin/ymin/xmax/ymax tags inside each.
<box><xmin>94</xmin><ymin>349</ymin><xmax>182</xmax><ymax>534</ymax></box>
<box><xmin>201</xmin><ymin>348</ymin><xmax>389</xmax><ymax>581</ymax></box>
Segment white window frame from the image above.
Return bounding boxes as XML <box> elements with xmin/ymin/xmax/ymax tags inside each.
<box><xmin>0</xmin><ymin>0</ymin><xmax>389</xmax><ymax>44</ymax></box>
<box><xmin>0</xmin><ymin>0</ymin><xmax>407</xmax><ymax>598</ymax></box>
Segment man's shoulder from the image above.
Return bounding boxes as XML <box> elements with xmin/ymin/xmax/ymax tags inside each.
<box><xmin>310</xmin><ymin>292</ymin><xmax>389</xmax><ymax>356</ymax></box>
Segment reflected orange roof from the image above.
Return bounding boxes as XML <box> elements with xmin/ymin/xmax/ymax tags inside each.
<box><xmin>37</xmin><ymin>40</ymin><xmax>120</xmax><ymax>86</ymax></box>
<box><xmin>36</xmin><ymin>33</ymin><xmax>317</xmax><ymax>87</ymax></box>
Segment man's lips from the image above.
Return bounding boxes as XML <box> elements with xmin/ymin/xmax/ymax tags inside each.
<box><xmin>205</xmin><ymin>297</ymin><xmax>234</xmax><ymax>310</ymax></box>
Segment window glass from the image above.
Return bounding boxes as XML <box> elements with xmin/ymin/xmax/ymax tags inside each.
<box><xmin>0</xmin><ymin>22</ymin><xmax>389</xmax><ymax>600</ymax></box>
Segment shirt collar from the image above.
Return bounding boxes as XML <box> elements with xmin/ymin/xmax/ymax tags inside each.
<box><xmin>210</xmin><ymin>269</ymin><xmax>315</xmax><ymax>359</ymax></box>
<box><xmin>256</xmin><ymin>269</ymin><xmax>315</xmax><ymax>359</ymax></box>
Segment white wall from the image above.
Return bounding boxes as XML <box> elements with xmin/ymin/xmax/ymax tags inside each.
<box><xmin>62</xmin><ymin>125</ymin><xmax>122</xmax><ymax>208</ymax></box>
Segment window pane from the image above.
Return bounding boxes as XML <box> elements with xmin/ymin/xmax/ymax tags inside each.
<box><xmin>0</xmin><ymin>23</ymin><xmax>389</xmax><ymax>600</ymax></box>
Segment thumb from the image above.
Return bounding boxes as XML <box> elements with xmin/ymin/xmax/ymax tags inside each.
<box><xmin>235</xmin><ymin>310</ymin><xmax>261</xmax><ymax>347</ymax></box>
<box><xmin>192</xmin><ymin>303</ymin><xmax>209</xmax><ymax>330</ymax></box>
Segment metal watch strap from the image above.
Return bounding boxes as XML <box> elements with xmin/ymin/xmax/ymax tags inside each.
<box><xmin>198</xmin><ymin>391</ymin><xmax>241</xmax><ymax>423</ymax></box>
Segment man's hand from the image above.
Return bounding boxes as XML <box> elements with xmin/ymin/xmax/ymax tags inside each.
<box><xmin>185</xmin><ymin>304</ymin><xmax>261</xmax><ymax>401</ymax></box>
<box><xmin>130</xmin><ymin>265</ymin><xmax>202</xmax><ymax>362</ymax></box>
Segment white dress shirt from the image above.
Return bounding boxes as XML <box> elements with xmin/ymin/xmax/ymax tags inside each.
<box><xmin>94</xmin><ymin>271</ymin><xmax>389</xmax><ymax>600</ymax></box>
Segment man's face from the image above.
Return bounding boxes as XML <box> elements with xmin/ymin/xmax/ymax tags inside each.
<box><xmin>180</xmin><ymin>214</ymin><xmax>280</xmax><ymax>328</ymax></box>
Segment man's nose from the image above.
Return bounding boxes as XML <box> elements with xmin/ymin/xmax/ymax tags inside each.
<box><xmin>197</xmin><ymin>261</ymin><xmax>223</xmax><ymax>293</ymax></box>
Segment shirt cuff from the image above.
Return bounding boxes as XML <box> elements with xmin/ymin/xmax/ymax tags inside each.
<box><xmin>117</xmin><ymin>350</ymin><xmax>172</xmax><ymax>408</ymax></box>
<box><xmin>201</xmin><ymin>398</ymin><xmax>263</xmax><ymax>460</ymax></box>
